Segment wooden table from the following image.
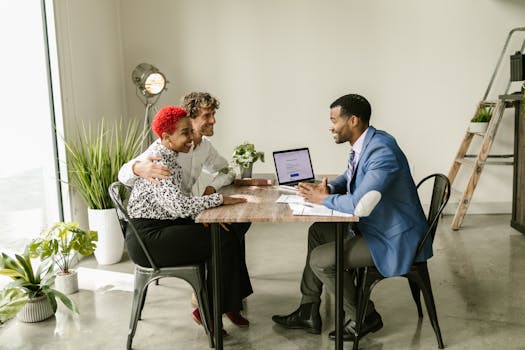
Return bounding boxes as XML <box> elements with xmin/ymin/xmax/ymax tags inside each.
<box><xmin>196</xmin><ymin>185</ymin><xmax>359</xmax><ymax>350</ymax></box>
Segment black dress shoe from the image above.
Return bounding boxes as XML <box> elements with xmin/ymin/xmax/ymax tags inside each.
<box><xmin>272</xmin><ymin>302</ymin><xmax>322</xmax><ymax>334</ymax></box>
<box><xmin>329</xmin><ymin>310</ymin><xmax>383</xmax><ymax>341</ymax></box>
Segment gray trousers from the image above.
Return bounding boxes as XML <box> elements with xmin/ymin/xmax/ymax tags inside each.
<box><xmin>300</xmin><ymin>222</ymin><xmax>375</xmax><ymax>319</ymax></box>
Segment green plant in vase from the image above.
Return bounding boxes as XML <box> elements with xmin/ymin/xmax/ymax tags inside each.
<box><xmin>470</xmin><ymin>107</ymin><xmax>492</xmax><ymax>123</ymax></box>
<box><xmin>29</xmin><ymin>222</ymin><xmax>98</xmax><ymax>294</ymax></box>
<box><xmin>0</xmin><ymin>248</ymin><xmax>78</xmax><ymax>324</ymax></box>
<box><xmin>469</xmin><ymin>107</ymin><xmax>492</xmax><ymax>133</ymax></box>
<box><xmin>63</xmin><ymin>119</ymin><xmax>146</xmax><ymax>265</ymax></box>
<box><xmin>229</xmin><ymin>142</ymin><xmax>264</xmax><ymax>178</ymax></box>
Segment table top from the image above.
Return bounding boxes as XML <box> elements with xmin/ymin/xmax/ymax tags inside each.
<box><xmin>195</xmin><ymin>185</ymin><xmax>359</xmax><ymax>224</ymax></box>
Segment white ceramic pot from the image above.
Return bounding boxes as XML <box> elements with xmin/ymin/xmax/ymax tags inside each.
<box><xmin>468</xmin><ymin>122</ymin><xmax>489</xmax><ymax>133</ymax></box>
<box><xmin>55</xmin><ymin>270</ymin><xmax>79</xmax><ymax>294</ymax></box>
<box><xmin>88</xmin><ymin>208</ymin><xmax>124</xmax><ymax>265</ymax></box>
<box><xmin>17</xmin><ymin>295</ymin><xmax>54</xmax><ymax>323</ymax></box>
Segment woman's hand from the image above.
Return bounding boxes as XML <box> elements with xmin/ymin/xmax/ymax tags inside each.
<box><xmin>222</xmin><ymin>196</ymin><xmax>248</xmax><ymax>205</ymax></box>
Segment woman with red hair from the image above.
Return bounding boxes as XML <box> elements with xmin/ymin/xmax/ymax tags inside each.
<box><xmin>127</xmin><ymin>105</ymin><xmax>252</xmax><ymax>336</ymax></box>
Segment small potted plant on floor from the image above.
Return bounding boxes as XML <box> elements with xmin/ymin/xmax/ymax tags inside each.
<box><xmin>0</xmin><ymin>248</ymin><xmax>78</xmax><ymax>323</ymax></box>
<box><xmin>229</xmin><ymin>142</ymin><xmax>265</xmax><ymax>178</ymax></box>
<box><xmin>469</xmin><ymin>106</ymin><xmax>492</xmax><ymax>133</ymax></box>
<box><xmin>29</xmin><ymin>222</ymin><xmax>98</xmax><ymax>294</ymax></box>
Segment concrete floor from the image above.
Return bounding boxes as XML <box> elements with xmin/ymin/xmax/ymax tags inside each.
<box><xmin>1</xmin><ymin>214</ymin><xmax>524</xmax><ymax>350</ymax></box>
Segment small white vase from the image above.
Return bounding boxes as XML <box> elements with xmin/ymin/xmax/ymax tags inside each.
<box><xmin>468</xmin><ymin>122</ymin><xmax>489</xmax><ymax>133</ymax></box>
<box><xmin>88</xmin><ymin>208</ymin><xmax>124</xmax><ymax>265</ymax></box>
<box><xmin>17</xmin><ymin>295</ymin><xmax>54</xmax><ymax>323</ymax></box>
<box><xmin>55</xmin><ymin>270</ymin><xmax>79</xmax><ymax>295</ymax></box>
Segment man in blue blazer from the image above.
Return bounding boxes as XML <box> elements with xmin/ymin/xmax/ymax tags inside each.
<box><xmin>272</xmin><ymin>94</ymin><xmax>430</xmax><ymax>342</ymax></box>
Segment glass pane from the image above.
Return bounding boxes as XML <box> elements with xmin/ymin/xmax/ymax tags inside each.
<box><xmin>0</xmin><ymin>2</ymin><xmax>61</xmax><ymax>255</ymax></box>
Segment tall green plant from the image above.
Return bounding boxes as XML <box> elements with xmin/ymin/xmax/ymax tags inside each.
<box><xmin>64</xmin><ymin>119</ymin><xmax>146</xmax><ymax>209</ymax></box>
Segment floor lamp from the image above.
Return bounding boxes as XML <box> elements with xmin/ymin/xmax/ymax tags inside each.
<box><xmin>131</xmin><ymin>63</ymin><xmax>167</xmax><ymax>145</ymax></box>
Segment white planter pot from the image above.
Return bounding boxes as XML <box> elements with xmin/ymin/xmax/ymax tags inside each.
<box><xmin>55</xmin><ymin>270</ymin><xmax>79</xmax><ymax>295</ymax></box>
<box><xmin>88</xmin><ymin>208</ymin><xmax>124</xmax><ymax>265</ymax></box>
<box><xmin>17</xmin><ymin>295</ymin><xmax>54</xmax><ymax>323</ymax></box>
<box><xmin>468</xmin><ymin>122</ymin><xmax>489</xmax><ymax>133</ymax></box>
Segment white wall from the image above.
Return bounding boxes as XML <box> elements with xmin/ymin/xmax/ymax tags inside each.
<box><xmin>53</xmin><ymin>0</ymin><xmax>126</xmax><ymax>224</ymax></box>
<box><xmin>56</xmin><ymin>0</ymin><xmax>525</xmax><ymax>215</ymax></box>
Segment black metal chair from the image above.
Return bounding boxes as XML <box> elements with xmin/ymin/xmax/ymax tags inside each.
<box><xmin>352</xmin><ymin>173</ymin><xmax>450</xmax><ymax>350</ymax></box>
<box><xmin>108</xmin><ymin>181</ymin><xmax>214</xmax><ymax>349</ymax></box>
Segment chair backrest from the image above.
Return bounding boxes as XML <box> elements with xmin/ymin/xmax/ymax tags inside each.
<box><xmin>108</xmin><ymin>181</ymin><xmax>159</xmax><ymax>270</ymax></box>
<box><xmin>413</xmin><ymin>173</ymin><xmax>451</xmax><ymax>263</ymax></box>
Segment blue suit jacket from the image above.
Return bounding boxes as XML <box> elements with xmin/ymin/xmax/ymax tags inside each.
<box><xmin>322</xmin><ymin>126</ymin><xmax>431</xmax><ymax>277</ymax></box>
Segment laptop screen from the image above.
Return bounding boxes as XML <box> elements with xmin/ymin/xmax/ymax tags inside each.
<box><xmin>273</xmin><ymin>148</ymin><xmax>315</xmax><ymax>185</ymax></box>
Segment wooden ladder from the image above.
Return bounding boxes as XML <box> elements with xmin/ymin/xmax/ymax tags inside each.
<box><xmin>447</xmin><ymin>26</ymin><xmax>525</xmax><ymax>230</ymax></box>
<box><xmin>448</xmin><ymin>99</ymin><xmax>514</xmax><ymax>230</ymax></box>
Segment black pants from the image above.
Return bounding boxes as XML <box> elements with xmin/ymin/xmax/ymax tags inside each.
<box><xmin>127</xmin><ymin>218</ymin><xmax>252</xmax><ymax>312</ymax></box>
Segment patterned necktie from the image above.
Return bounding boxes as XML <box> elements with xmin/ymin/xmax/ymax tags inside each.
<box><xmin>347</xmin><ymin>149</ymin><xmax>357</xmax><ymax>238</ymax></box>
<box><xmin>347</xmin><ymin>149</ymin><xmax>356</xmax><ymax>181</ymax></box>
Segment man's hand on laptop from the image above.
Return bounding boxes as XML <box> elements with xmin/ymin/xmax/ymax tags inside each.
<box><xmin>132</xmin><ymin>156</ymin><xmax>171</xmax><ymax>185</ymax></box>
<box><xmin>297</xmin><ymin>177</ymin><xmax>330</xmax><ymax>204</ymax></box>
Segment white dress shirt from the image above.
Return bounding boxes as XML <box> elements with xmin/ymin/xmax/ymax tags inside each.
<box><xmin>118</xmin><ymin>137</ymin><xmax>235</xmax><ymax>195</ymax></box>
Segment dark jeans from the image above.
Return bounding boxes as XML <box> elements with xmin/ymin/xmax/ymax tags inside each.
<box><xmin>127</xmin><ymin>218</ymin><xmax>252</xmax><ymax>312</ymax></box>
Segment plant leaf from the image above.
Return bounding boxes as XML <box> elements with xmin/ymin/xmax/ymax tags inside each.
<box><xmin>0</xmin><ymin>288</ymin><xmax>27</xmax><ymax>324</ymax></box>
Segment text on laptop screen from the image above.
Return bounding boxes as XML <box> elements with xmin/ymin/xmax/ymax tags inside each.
<box><xmin>273</xmin><ymin>148</ymin><xmax>315</xmax><ymax>185</ymax></box>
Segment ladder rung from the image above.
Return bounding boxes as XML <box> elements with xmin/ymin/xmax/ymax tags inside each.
<box><xmin>455</xmin><ymin>158</ymin><xmax>475</xmax><ymax>167</ymax></box>
<box><xmin>485</xmin><ymin>160</ymin><xmax>514</xmax><ymax>166</ymax></box>
<box><xmin>464</xmin><ymin>154</ymin><xmax>514</xmax><ymax>158</ymax></box>
<box><xmin>480</xmin><ymin>100</ymin><xmax>497</xmax><ymax>107</ymax></box>
<box><xmin>480</xmin><ymin>99</ymin><xmax>514</xmax><ymax>108</ymax></box>
<box><xmin>456</xmin><ymin>156</ymin><xmax>513</xmax><ymax>166</ymax></box>
<box><xmin>467</xmin><ymin>130</ymin><xmax>487</xmax><ymax>136</ymax></box>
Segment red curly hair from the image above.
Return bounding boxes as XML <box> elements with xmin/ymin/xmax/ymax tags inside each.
<box><xmin>151</xmin><ymin>105</ymin><xmax>188</xmax><ymax>138</ymax></box>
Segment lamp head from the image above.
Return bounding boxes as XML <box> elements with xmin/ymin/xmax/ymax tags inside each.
<box><xmin>132</xmin><ymin>63</ymin><xmax>167</xmax><ymax>98</ymax></box>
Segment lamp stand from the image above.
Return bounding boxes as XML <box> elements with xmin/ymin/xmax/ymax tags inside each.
<box><xmin>143</xmin><ymin>102</ymin><xmax>154</xmax><ymax>146</ymax></box>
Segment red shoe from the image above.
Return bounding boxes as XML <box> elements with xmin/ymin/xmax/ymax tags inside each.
<box><xmin>192</xmin><ymin>309</ymin><xmax>228</xmax><ymax>336</ymax></box>
<box><xmin>192</xmin><ymin>308</ymin><xmax>203</xmax><ymax>325</ymax></box>
<box><xmin>225</xmin><ymin>311</ymin><xmax>250</xmax><ymax>328</ymax></box>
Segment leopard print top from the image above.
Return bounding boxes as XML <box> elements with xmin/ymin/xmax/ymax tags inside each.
<box><xmin>127</xmin><ymin>140</ymin><xmax>223</xmax><ymax>220</ymax></box>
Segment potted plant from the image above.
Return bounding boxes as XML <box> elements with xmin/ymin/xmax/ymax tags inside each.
<box><xmin>469</xmin><ymin>107</ymin><xmax>492</xmax><ymax>133</ymax></box>
<box><xmin>228</xmin><ymin>142</ymin><xmax>265</xmax><ymax>178</ymax></box>
<box><xmin>28</xmin><ymin>222</ymin><xmax>98</xmax><ymax>294</ymax></box>
<box><xmin>0</xmin><ymin>249</ymin><xmax>78</xmax><ymax>323</ymax></box>
<box><xmin>64</xmin><ymin>119</ymin><xmax>146</xmax><ymax>265</ymax></box>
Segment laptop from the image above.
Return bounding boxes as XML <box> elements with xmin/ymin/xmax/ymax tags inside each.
<box><xmin>273</xmin><ymin>148</ymin><xmax>318</xmax><ymax>190</ymax></box>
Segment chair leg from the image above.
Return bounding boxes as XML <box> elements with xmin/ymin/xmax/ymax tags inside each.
<box><xmin>128</xmin><ymin>272</ymin><xmax>149</xmax><ymax>350</ymax></box>
<box><xmin>408</xmin><ymin>279</ymin><xmax>423</xmax><ymax>318</ymax></box>
<box><xmin>353</xmin><ymin>267</ymin><xmax>373</xmax><ymax>350</ymax></box>
<box><xmin>195</xmin><ymin>284</ymin><xmax>214</xmax><ymax>348</ymax></box>
<box><xmin>177</xmin><ymin>266</ymin><xmax>215</xmax><ymax>348</ymax></box>
<box><xmin>413</xmin><ymin>266</ymin><xmax>445</xmax><ymax>349</ymax></box>
<box><xmin>138</xmin><ymin>283</ymin><xmax>149</xmax><ymax>320</ymax></box>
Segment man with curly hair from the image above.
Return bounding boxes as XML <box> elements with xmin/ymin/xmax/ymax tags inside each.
<box><xmin>119</xmin><ymin>92</ymin><xmax>252</xmax><ymax>327</ymax></box>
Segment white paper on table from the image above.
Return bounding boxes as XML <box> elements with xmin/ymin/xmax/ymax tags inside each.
<box><xmin>277</xmin><ymin>195</ymin><xmax>353</xmax><ymax>217</ymax></box>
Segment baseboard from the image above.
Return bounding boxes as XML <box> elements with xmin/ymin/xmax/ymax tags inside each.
<box><xmin>443</xmin><ymin>202</ymin><xmax>512</xmax><ymax>215</ymax></box>
<box><xmin>423</xmin><ymin>201</ymin><xmax>512</xmax><ymax>215</ymax></box>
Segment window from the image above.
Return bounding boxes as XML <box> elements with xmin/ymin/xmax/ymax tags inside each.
<box><xmin>0</xmin><ymin>1</ymin><xmax>62</xmax><ymax>253</ymax></box>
